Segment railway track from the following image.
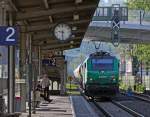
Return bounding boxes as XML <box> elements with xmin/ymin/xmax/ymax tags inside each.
<box><xmin>80</xmin><ymin>87</ymin><xmax>150</xmax><ymax>117</ymax></box>
<box><xmin>81</xmin><ymin>92</ymin><xmax>144</xmax><ymax>117</ymax></box>
<box><xmin>121</xmin><ymin>91</ymin><xmax>150</xmax><ymax>103</ymax></box>
<box><xmin>114</xmin><ymin>92</ymin><xmax>150</xmax><ymax>117</ymax></box>
<box><xmin>134</xmin><ymin>93</ymin><xmax>150</xmax><ymax>98</ymax></box>
<box><xmin>93</xmin><ymin>100</ymin><xmax>144</xmax><ymax>117</ymax></box>
<box><xmin>111</xmin><ymin>100</ymin><xmax>144</xmax><ymax>117</ymax></box>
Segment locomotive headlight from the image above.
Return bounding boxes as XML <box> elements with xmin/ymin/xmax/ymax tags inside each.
<box><xmin>112</xmin><ymin>77</ymin><xmax>116</xmax><ymax>82</ymax></box>
<box><xmin>90</xmin><ymin>78</ymin><xmax>93</xmax><ymax>81</ymax></box>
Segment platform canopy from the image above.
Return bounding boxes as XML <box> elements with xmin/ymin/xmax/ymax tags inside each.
<box><xmin>11</xmin><ymin>0</ymin><xmax>99</xmax><ymax>53</ymax></box>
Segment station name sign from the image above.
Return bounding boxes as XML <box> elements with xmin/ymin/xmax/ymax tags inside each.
<box><xmin>0</xmin><ymin>26</ymin><xmax>18</xmax><ymax>45</ymax></box>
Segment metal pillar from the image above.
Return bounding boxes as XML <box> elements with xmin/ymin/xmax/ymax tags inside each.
<box><xmin>60</xmin><ymin>58</ymin><xmax>66</xmax><ymax>95</ymax></box>
<box><xmin>19</xmin><ymin>33</ymin><xmax>27</xmax><ymax>112</ymax></box>
<box><xmin>38</xmin><ymin>46</ymin><xmax>41</xmax><ymax>78</ymax></box>
<box><xmin>140</xmin><ymin>10</ymin><xmax>142</xmax><ymax>25</ymax></box>
<box><xmin>27</xmin><ymin>34</ymin><xmax>32</xmax><ymax>117</ymax></box>
<box><xmin>0</xmin><ymin>54</ymin><xmax>5</xmax><ymax>113</ymax></box>
<box><xmin>8</xmin><ymin>46</ymin><xmax>15</xmax><ymax>113</ymax></box>
<box><xmin>60</xmin><ymin>69</ymin><xmax>64</xmax><ymax>95</ymax></box>
<box><xmin>8</xmin><ymin>11</ymin><xmax>15</xmax><ymax>113</ymax></box>
<box><xmin>0</xmin><ymin>1</ymin><xmax>6</xmax><ymax>113</ymax></box>
<box><xmin>33</xmin><ymin>46</ymin><xmax>39</xmax><ymax>114</ymax></box>
<box><xmin>51</xmin><ymin>81</ymin><xmax>54</xmax><ymax>90</ymax></box>
<box><xmin>32</xmin><ymin>66</ymin><xmax>36</xmax><ymax>114</ymax></box>
<box><xmin>0</xmin><ymin>54</ymin><xmax>3</xmax><ymax>95</ymax></box>
<box><xmin>64</xmin><ymin>61</ymin><xmax>67</xmax><ymax>94</ymax></box>
<box><xmin>140</xmin><ymin>61</ymin><xmax>143</xmax><ymax>84</ymax></box>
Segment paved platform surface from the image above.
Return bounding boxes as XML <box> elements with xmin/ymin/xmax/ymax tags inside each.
<box><xmin>71</xmin><ymin>96</ymin><xmax>99</xmax><ymax>117</ymax></box>
<box><xmin>20</xmin><ymin>96</ymin><xmax>73</xmax><ymax>117</ymax></box>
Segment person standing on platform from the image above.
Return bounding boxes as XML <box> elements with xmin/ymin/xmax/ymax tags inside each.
<box><xmin>41</xmin><ymin>74</ymin><xmax>52</xmax><ymax>102</ymax></box>
<box><xmin>35</xmin><ymin>81</ymin><xmax>42</xmax><ymax>107</ymax></box>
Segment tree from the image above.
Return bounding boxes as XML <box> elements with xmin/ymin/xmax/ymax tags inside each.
<box><xmin>133</xmin><ymin>44</ymin><xmax>150</xmax><ymax>63</ymax></box>
<box><xmin>118</xmin><ymin>44</ymin><xmax>150</xmax><ymax>76</ymax></box>
<box><xmin>127</xmin><ymin>0</ymin><xmax>150</xmax><ymax>20</ymax></box>
<box><xmin>133</xmin><ymin>44</ymin><xmax>150</xmax><ymax>76</ymax></box>
<box><xmin>118</xmin><ymin>44</ymin><xmax>132</xmax><ymax>59</ymax></box>
<box><xmin>127</xmin><ymin>0</ymin><xmax>150</xmax><ymax>11</ymax></box>
<box><xmin>127</xmin><ymin>0</ymin><xmax>150</xmax><ymax>75</ymax></box>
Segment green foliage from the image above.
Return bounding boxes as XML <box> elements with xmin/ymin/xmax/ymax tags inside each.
<box><xmin>127</xmin><ymin>0</ymin><xmax>150</xmax><ymax>11</ymax></box>
<box><xmin>118</xmin><ymin>44</ymin><xmax>150</xmax><ymax>69</ymax></box>
<box><xmin>119</xmin><ymin>81</ymin><xmax>145</xmax><ymax>93</ymax></box>
<box><xmin>66</xmin><ymin>83</ymin><xmax>78</xmax><ymax>90</ymax></box>
<box><xmin>133</xmin><ymin>44</ymin><xmax>150</xmax><ymax>63</ymax></box>
<box><xmin>119</xmin><ymin>81</ymin><xmax>128</xmax><ymax>90</ymax></box>
<box><xmin>134</xmin><ymin>84</ymin><xmax>145</xmax><ymax>93</ymax></box>
<box><xmin>66</xmin><ymin>83</ymin><xmax>80</xmax><ymax>95</ymax></box>
<box><xmin>118</xmin><ymin>44</ymin><xmax>133</xmax><ymax>59</ymax></box>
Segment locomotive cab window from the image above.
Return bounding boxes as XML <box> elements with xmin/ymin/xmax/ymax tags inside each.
<box><xmin>92</xmin><ymin>59</ymin><xmax>114</xmax><ymax>71</ymax></box>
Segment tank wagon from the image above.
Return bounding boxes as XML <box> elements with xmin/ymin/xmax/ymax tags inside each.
<box><xmin>74</xmin><ymin>51</ymin><xmax>119</xmax><ymax>98</ymax></box>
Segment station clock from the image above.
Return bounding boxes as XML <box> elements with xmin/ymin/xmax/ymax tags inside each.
<box><xmin>53</xmin><ymin>23</ymin><xmax>72</xmax><ymax>41</ymax></box>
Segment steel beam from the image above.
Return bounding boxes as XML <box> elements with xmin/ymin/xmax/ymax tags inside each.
<box><xmin>32</xmin><ymin>29</ymin><xmax>85</xmax><ymax>41</ymax></box>
<box><xmin>43</xmin><ymin>0</ymin><xmax>49</xmax><ymax>9</ymax></box>
<box><xmin>20</xmin><ymin>19</ymin><xmax>90</xmax><ymax>33</ymax></box>
<box><xmin>16</xmin><ymin>4</ymin><xmax>97</xmax><ymax>20</ymax></box>
<box><xmin>41</xmin><ymin>42</ymin><xmax>80</xmax><ymax>50</ymax></box>
<box><xmin>33</xmin><ymin>36</ymin><xmax>82</xmax><ymax>45</ymax></box>
<box><xmin>7</xmin><ymin>0</ymin><xmax>18</xmax><ymax>12</ymax></box>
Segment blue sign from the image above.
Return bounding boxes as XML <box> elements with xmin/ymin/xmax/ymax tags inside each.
<box><xmin>42</xmin><ymin>58</ymin><xmax>56</xmax><ymax>66</ymax></box>
<box><xmin>0</xmin><ymin>26</ymin><xmax>18</xmax><ymax>45</ymax></box>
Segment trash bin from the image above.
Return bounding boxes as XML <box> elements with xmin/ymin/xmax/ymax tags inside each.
<box><xmin>15</xmin><ymin>96</ymin><xmax>21</xmax><ymax>112</ymax></box>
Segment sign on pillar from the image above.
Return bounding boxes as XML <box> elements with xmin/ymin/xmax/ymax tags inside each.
<box><xmin>0</xmin><ymin>26</ymin><xmax>18</xmax><ymax>45</ymax></box>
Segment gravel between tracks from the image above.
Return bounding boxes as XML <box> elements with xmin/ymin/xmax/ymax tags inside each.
<box><xmin>119</xmin><ymin>100</ymin><xmax>150</xmax><ymax>117</ymax></box>
<box><xmin>89</xmin><ymin>102</ymin><xmax>106</xmax><ymax>117</ymax></box>
<box><xmin>97</xmin><ymin>102</ymin><xmax>134</xmax><ymax>117</ymax></box>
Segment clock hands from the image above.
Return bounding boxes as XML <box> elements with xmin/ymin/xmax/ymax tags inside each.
<box><xmin>58</xmin><ymin>30</ymin><xmax>64</xmax><ymax>40</ymax></box>
<box><xmin>54</xmin><ymin>23</ymin><xmax>71</xmax><ymax>41</ymax></box>
<box><xmin>61</xmin><ymin>31</ymin><xmax>64</xmax><ymax>40</ymax></box>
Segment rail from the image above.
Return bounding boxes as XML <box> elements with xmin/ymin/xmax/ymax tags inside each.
<box><xmin>80</xmin><ymin>90</ymin><xmax>114</xmax><ymax>117</ymax></box>
<box><xmin>121</xmin><ymin>91</ymin><xmax>150</xmax><ymax>103</ymax></box>
<box><xmin>112</xmin><ymin>100</ymin><xmax>144</xmax><ymax>117</ymax></box>
<box><xmin>92</xmin><ymin>101</ymin><xmax>113</xmax><ymax>117</ymax></box>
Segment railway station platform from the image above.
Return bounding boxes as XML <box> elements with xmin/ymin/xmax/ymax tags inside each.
<box><xmin>19</xmin><ymin>95</ymin><xmax>99</xmax><ymax>117</ymax></box>
<box><xmin>20</xmin><ymin>96</ymin><xmax>73</xmax><ymax>117</ymax></box>
<box><xmin>71</xmin><ymin>96</ymin><xmax>99</xmax><ymax>117</ymax></box>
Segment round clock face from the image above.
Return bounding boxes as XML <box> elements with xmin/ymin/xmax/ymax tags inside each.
<box><xmin>54</xmin><ymin>23</ymin><xmax>72</xmax><ymax>41</ymax></box>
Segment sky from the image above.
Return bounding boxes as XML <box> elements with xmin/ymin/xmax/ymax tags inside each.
<box><xmin>104</xmin><ymin>0</ymin><xmax>108</xmax><ymax>3</ymax></box>
<box><xmin>99</xmin><ymin>0</ymin><xmax>126</xmax><ymax>6</ymax></box>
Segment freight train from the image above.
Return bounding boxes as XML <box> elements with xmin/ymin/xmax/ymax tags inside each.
<box><xmin>74</xmin><ymin>51</ymin><xmax>119</xmax><ymax>98</ymax></box>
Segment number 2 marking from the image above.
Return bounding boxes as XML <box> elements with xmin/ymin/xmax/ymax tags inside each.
<box><xmin>6</xmin><ymin>27</ymin><xmax>15</xmax><ymax>41</ymax></box>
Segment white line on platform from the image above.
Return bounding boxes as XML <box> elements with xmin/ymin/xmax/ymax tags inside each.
<box><xmin>70</xmin><ymin>96</ymin><xmax>76</xmax><ymax>117</ymax></box>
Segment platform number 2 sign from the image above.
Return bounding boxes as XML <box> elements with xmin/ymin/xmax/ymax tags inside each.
<box><xmin>6</xmin><ymin>27</ymin><xmax>16</xmax><ymax>42</ymax></box>
<box><xmin>0</xmin><ymin>26</ymin><xmax>18</xmax><ymax>45</ymax></box>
